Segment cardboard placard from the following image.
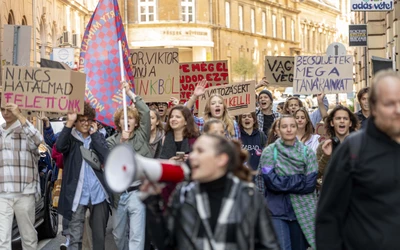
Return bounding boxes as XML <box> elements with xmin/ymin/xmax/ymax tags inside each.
<box><xmin>265</xmin><ymin>56</ymin><xmax>294</xmax><ymax>87</ymax></box>
<box><xmin>180</xmin><ymin>60</ymin><xmax>229</xmax><ymax>104</ymax></box>
<box><xmin>198</xmin><ymin>81</ymin><xmax>256</xmax><ymax>117</ymax></box>
<box><xmin>1</xmin><ymin>66</ymin><xmax>86</xmax><ymax>114</ymax></box>
<box><xmin>293</xmin><ymin>55</ymin><xmax>354</xmax><ymax>94</ymax></box>
<box><xmin>130</xmin><ymin>48</ymin><xmax>180</xmax><ymax>102</ymax></box>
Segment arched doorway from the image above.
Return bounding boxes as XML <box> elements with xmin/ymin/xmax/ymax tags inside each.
<box><xmin>8</xmin><ymin>10</ymin><xmax>15</xmax><ymax>24</ymax></box>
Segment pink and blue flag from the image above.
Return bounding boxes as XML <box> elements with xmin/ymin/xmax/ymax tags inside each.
<box><xmin>80</xmin><ymin>0</ymin><xmax>134</xmax><ymax>127</ymax></box>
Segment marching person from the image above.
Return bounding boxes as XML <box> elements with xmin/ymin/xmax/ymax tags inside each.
<box><xmin>355</xmin><ymin>87</ymin><xmax>370</xmax><ymax>129</ymax></box>
<box><xmin>56</xmin><ymin>102</ymin><xmax>111</xmax><ymax>250</ymax></box>
<box><xmin>294</xmin><ymin>108</ymin><xmax>320</xmax><ymax>152</ymax></box>
<box><xmin>316</xmin><ymin>70</ymin><xmax>400</xmax><ymax>249</ymax></box>
<box><xmin>0</xmin><ymin>102</ymin><xmax>42</xmax><ymax>250</ymax></box>
<box><xmin>257</xmin><ymin>115</ymin><xmax>318</xmax><ymax>250</ymax></box>
<box><xmin>142</xmin><ymin>134</ymin><xmax>281</xmax><ymax>250</ymax></box>
<box><xmin>149</xmin><ymin>108</ymin><xmax>165</xmax><ymax>158</ymax></box>
<box><xmin>256</xmin><ymin>89</ymin><xmax>280</xmax><ymax>136</ymax></box>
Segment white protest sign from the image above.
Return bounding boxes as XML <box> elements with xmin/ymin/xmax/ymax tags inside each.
<box><xmin>293</xmin><ymin>55</ymin><xmax>354</xmax><ymax>94</ymax></box>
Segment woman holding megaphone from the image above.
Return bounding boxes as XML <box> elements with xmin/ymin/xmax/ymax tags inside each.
<box><xmin>140</xmin><ymin>134</ymin><xmax>280</xmax><ymax>250</ymax></box>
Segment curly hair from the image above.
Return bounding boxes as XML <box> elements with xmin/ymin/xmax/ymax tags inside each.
<box><xmin>78</xmin><ymin>102</ymin><xmax>96</xmax><ymax>121</ymax></box>
<box><xmin>294</xmin><ymin>108</ymin><xmax>314</xmax><ymax>143</ymax></box>
<box><xmin>283</xmin><ymin>96</ymin><xmax>304</xmax><ymax>114</ymax></box>
<box><xmin>203</xmin><ymin>94</ymin><xmax>235</xmax><ymax>137</ymax></box>
<box><xmin>165</xmin><ymin>105</ymin><xmax>199</xmax><ymax>138</ymax></box>
<box><xmin>113</xmin><ymin>106</ymin><xmax>140</xmax><ymax>132</ymax></box>
<box><xmin>324</xmin><ymin>105</ymin><xmax>359</xmax><ymax>137</ymax></box>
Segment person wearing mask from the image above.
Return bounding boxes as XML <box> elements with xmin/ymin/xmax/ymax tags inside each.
<box><xmin>316</xmin><ymin>70</ymin><xmax>400</xmax><ymax>249</ymax></box>
<box><xmin>256</xmin><ymin>90</ymin><xmax>280</xmax><ymax>136</ymax></box>
<box><xmin>283</xmin><ymin>94</ymin><xmax>328</xmax><ymax>128</ymax></box>
<box><xmin>294</xmin><ymin>108</ymin><xmax>320</xmax><ymax>152</ymax></box>
<box><xmin>238</xmin><ymin>112</ymin><xmax>267</xmax><ymax>171</ymax></box>
<box><xmin>149</xmin><ymin>108</ymin><xmax>165</xmax><ymax>158</ymax></box>
<box><xmin>355</xmin><ymin>87</ymin><xmax>370</xmax><ymax>129</ymax></box>
<box><xmin>107</xmin><ymin>81</ymin><xmax>153</xmax><ymax>250</ymax></box>
<box><xmin>257</xmin><ymin>115</ymin><xmax>318</xmax><ymax>250</ymax></box>
<box><xmin>0</xmin><ymin>102</ymin><xmax>42</xmax><ymax>250</ymax></box>
<box><xmin>56</xmin><ymin>102</ymin><xmax>111</xmax><ymax>250</ymax></box>
<box><xmin>142</xmin><ymin>134</ymin><xmax>281</xmax><ymax>250</ymax></box>
<box><xmin>186</xmin><ymin>80</ymin><xmax>240</xmax><ymax>140</ymax></box>
<box><xmin>316</xmin><ymin>105</ymin><xmax>359</xmax><ymax>190</ymax></box>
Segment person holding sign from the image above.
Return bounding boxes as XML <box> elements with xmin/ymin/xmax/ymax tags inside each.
<box><xmin>0</xmin><ymin>102</ymin><xmax>43</xmax><ymax>250</ymax></box>
<box><xmin>186</xmin><ymin>80</ymin><xmax>240</xmax><ymax>140</ymax></box>
<box><xmin>257</xmin><ymin>115</ymin><xmax>318</xmax><ymax>250</ymax></box>
<box><xmin>106</xmin><ymin>81</ymin><xmax>153</xmax><ymax>250</ymax></box>
<box><xmin>283</xmin><ymin>94</ymin><xmax>329</xmax><ymax>129</ymax></box>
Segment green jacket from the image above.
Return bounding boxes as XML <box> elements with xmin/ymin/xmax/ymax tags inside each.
<box><xmin>107</xmin><ymin>95</ymin><xmax>152</xmax><ymax>207</ymax></box>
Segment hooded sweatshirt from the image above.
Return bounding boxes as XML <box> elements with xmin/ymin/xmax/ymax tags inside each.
<box><xmin>240</xmin><ymin>128</ymin><xmax>267</xmax><ymax>171</ymax></box>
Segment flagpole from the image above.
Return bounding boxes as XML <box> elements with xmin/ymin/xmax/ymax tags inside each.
<box><xmin>118</xmin><ymin>40</ymin><xmax>128</xmax><ymax>132</ymax></box>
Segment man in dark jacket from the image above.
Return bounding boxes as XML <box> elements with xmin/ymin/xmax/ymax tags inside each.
<box><xmin>56</xmin><ymin>102</ymin><xmax>111</xmax><ymax>250</ymax></box>
<box><xmin>316</xmin><ymin>70</ymin><xmax>400</xmax><ymax>250</ymax></box>
<box><xmin>355</xmin><ymin>87</ymin><xmax>370</xmax><ymax>129</ymax></box>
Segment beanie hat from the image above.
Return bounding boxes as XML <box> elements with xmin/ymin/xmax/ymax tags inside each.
<box><xmin>258</xmin><ymin>90</ymin><xmax>273</xmax><ymax>102</ymax></box>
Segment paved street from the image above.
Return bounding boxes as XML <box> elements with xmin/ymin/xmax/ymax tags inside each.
<box><xmin>12</xmin><ymin>215</ymin><xmax>117</xmax><ymax>250</ymax></box>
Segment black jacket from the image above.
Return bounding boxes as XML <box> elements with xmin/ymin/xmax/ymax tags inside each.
<box><xmin>316</xmin><ymin>118</ymin><xmax>400</xmax><ymax>250</ymax></box>
<box><xmin>145</xmin><ymin>179</ymin><xmax>281</xmax><ymax>250</ymax></box>
<box><xmin>56</xmin><ymin>127</ymin><xmax>112</xmax><ymax>220</ymax></box>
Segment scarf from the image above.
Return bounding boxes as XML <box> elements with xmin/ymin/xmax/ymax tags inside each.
<box><xmin>271</xmin><ymin>138</ymin><xmax>317</xmax><ymax>249</ymax></box>
<box><xmin>159</xmin><ymin>131</ymin><xmax>191</xmax><ymax>159</ymax></box>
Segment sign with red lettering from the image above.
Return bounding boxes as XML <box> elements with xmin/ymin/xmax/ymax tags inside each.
<box><xmin>198</xmin><ymin>81</ymin><xmax>256</xmax><ymax>116</ymax></box>
<box><xmin>180</xmin><ymin>60</ymin><xmax>229</xmax><ymax>106</ymax></box>
<box><xmin>1</xmin><ymin>66</ymin><xmax>86</xmax><ymax>114</ymax></box>
<box><xmin>130</xmin><ymin>48</ymin><xmax>180</xmax><ymax>102</ymax></box>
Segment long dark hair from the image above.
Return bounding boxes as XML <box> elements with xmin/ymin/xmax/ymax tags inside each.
<box><xmin>267</xmin><ymin>118</ymin><xmax>280</xmax><ymax>145</ymax></box>
<box><xmin>165</xmin><ymin>105</ymin><xmax>199</xmax><ymax>138</ymax></box>
<box><xmin>324</xmin><ymin>105</ymin><xmax>359</xmax><ymax>137</ymax></box>
<box><xmin>204</xmin><ymin>134</ymin><xmax>252</xmax><ymax>182</ymax></box>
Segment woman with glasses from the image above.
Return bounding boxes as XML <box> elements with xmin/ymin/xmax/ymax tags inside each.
<box><xmin>284</xmin><ymin>94</ymin><xmax>328</xmax><ymax>128</ymax></box>
<box><xmin>294</xmin><ymin>108</ymin><xmax>320</xmax><ymax>152</ymax></box>
<box><xmin>257</xmin><ymin>115</ymin><xmax>318</xmax><ymax>250</ymax></box>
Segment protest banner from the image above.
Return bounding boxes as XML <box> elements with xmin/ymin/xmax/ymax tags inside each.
<box><xmin>180</xmin><ymin>60</ymin><xmax>229</xmax><ymax>104</ymax></box>
<box><xmin>1</xmin><ymin>66</ymin><xmax>86</xmax><ymax>114</ymax></box>
<box><xmin>293</xmin><ymin>55</ymin><xmax>354</xmax><ymax>94</ymax></box>
<box><xmin>198</xmin><ymin>81</ymin><xmax>256</xmax><ymax>116</ymax></box>
<box><xmin>264</xmin><ymin>56</ymin><xmax>294</xmax><ymax>87</ymax></box>
<box><xmin>130</xmin><ymin>48</ymin><xmax>180</xmax><ymax>102</ymax></box>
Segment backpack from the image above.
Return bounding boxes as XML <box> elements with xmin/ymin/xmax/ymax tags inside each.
<box><xmin>346</xmin><ymin>130</ymin><xmax>365</xmax><ymax>171</ymax></box>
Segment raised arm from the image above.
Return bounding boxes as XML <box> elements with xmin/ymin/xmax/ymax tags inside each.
<box><xmin>310</xmin><ymin>94</ymin><xmax>329</xmax><ymax>128</ymax></box>
<box><xmin>186</xmin><ymin>79</ymin><xmax>207</xmax><ymax>110</ymax></box>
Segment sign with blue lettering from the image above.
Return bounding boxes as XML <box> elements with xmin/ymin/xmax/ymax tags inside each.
<box><xmin>293</xmin><ymin>55</ymin><xmax>354</xmax><ymax>94</ymax></box>
<box><xmin>351</xmin><ymin>0</ymin><xmax>393</xmax><ymax>11</ymax></box>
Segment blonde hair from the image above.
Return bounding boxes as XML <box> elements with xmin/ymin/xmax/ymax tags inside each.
<box><xmin>114</xmin><ymin>106</ymin><xmax>139</xmax><ymax>132</ymax></box>
<box><xmin>203</xmin><ymin>94</ymin><xmax>235</xmax><ymax>137</ymax></box>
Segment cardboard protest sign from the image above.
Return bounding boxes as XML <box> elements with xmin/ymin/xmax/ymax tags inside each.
<box><xmin>130</xmin><ymin>48</ymin><xmax>180</xmax><ymax>102</ymax></box>
<box><xmin>198</xmin><ymin>81</ymin><xmax>256</xmax><ymax>116</ymax></box>
<box><xmin>180</xmin><ymin>60</ymin><xmax>229</xmax><ymax>104</ymax></box>
<box><xmin>293</xmin><ymin>55</ymin><xmax>354</xmax><ymax>94</ymax></box>
<box><xmin>1</xmin><ymin>66</ymin><xmax>86</xmax><ymax>114</ymax></box>
<box><xmin>265</xmin><ymin>56</ymin><xmax>294</xmax><ymax>87</ymax></box>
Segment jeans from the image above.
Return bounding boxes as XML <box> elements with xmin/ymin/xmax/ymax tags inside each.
<box><xmin>272</xmin><ymin>218</ymin><xmax>308</xmax><ymax>250</ymax></box>
<box><xmin>0</xmin><ymin>195</ymin><xmax>37</xmax><ymax>250</ymax></box>
<box><xmin>68</xmin><ymin>201</ymin><xmax>109</xmax><ymax>250</ymax></box>
<box><xmin>112</xmin><ymin>190</ymin><xmax>146</xmax><ymax>250</ymax></box>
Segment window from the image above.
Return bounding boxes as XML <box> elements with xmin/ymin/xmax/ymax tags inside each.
<box><xmin>239</xmin><ymin>5</ymin><xmax>243</xmax><ymax>31</ymax></box>
<box><xmin>281</xmin><ymin>17</ymin><xmax>286</xmax><ymax>40</ymax></box>
<box><xmin>225</xmin><ymin>2</ymin><xmax>230</xmax><ymax>28</ymax></box>
<box><xmin>139</xmin><ymin>0</ymin><xmax>156</xmax><ymax>23</ymax></box>
<box><xmin>7</xmin><ymin>10</ymin><xmax>15</xmax><ymax>25</ymax></box>
<box><xmin>262</xmin><ymin>12</ymin><xmax>266</xmax><ymax>35</ymax></box>
<box><xmin>182</xmin><ymin>0</ymin><xmax>195</xmax><ymax>22</ymax></box>
<box><xmin>272</xmin><ymin>14</ymin><xmax>277</xmax><ymax>38</ymax></box>
<box><xmin>251</xmin><ymin>9</ymin><xmax>255</xmax><ymax>33</ymax></box>
<box><xmin>291</xmin><ymin>19</ymin><xmax>295</xmax><ymax>41</ymax></box>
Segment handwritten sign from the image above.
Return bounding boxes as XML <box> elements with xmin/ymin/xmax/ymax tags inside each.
<box><xmin>198</xmin><ymin>81</ymin><xmax>256</xmax><ymax>116</ymax></box>
<box><xmin>130</xmin><ymin>48</ymin><xmax>180</xmax><ymax>102</ymax></box>
<box><xmin>265</xmin><ymin>56</ymin><xmax>294</xmax><ymax>87</ymax></box>
<box><xmin>1</xmin><ymin>66</ymin><xmax>86</xmax><ymax>114</ymax></box>
<box><xmin>293</xmin><ymin>55</ymin><xmax>354</xmax><ymax>94</ymax></box>
<box><xmin>180</xmin><ymin>60</ymin><xmax>229</xmax><ymax>104</ymax></box>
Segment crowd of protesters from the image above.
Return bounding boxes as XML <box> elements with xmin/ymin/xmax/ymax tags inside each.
<box><xmin>1</xmin><ymin>69</ymin><xmax>400</xmax><ymax>250</ymax></box>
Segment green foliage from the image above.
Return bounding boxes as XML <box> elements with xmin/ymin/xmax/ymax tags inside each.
<box><xmin>232</xmin><ymin>57</ymin><xmax>257</xmax><ymax>81</ymax></box>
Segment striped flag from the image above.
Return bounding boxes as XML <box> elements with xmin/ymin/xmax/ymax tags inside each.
<box><xmin>79</xmin><ymin>0</ymin><xmax>134</xmax><ymax>126</ymax></box>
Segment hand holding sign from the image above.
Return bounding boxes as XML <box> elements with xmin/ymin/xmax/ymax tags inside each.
<box><xmin>37</xmin><ymin>112</ymin><xmax>50</xmax><ymax>128</ymax></box>
<box><xmin>66</xmin><ymin>109</ymin><xmax>78</xmax><ymax>128</ymax></box>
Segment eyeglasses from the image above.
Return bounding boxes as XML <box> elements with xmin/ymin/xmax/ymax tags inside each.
<box><xmin>78</xmin><ymin>119</ymin><xmax>93</xmax><ymax>124</ymax></box>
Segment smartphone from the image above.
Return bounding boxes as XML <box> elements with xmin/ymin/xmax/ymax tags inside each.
<box><xmin>176</xmin><ymin>152</ymin><xmax>185</xmax><ymax>159</ymax></box>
